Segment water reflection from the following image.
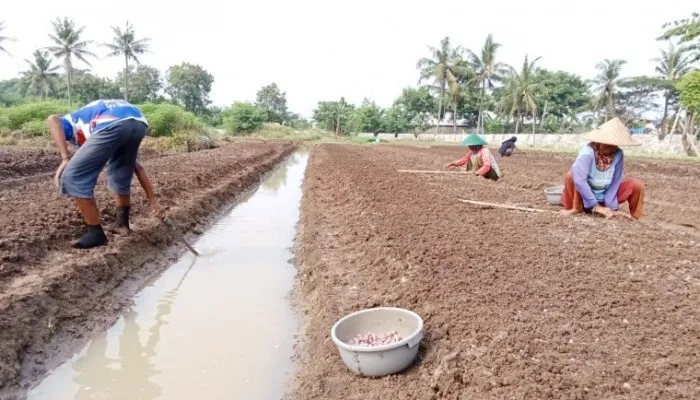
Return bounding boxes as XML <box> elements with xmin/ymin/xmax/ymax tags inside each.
<box><xmin>262</xmin><ymin>152</ymin><xmax>303</xmax><ymax>193</ymax></box>
<box><xmin>71</xmin><ymin>259</ymin><xmax>196</xmax><ymax>399</ymax></box>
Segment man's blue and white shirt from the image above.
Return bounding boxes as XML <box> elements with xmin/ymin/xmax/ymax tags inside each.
<box><xmin>60</xmin><ymin>99</ymin><xmax>148</xmax><ymax>147</ymax></box>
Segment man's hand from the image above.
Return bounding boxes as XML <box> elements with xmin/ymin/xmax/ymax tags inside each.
<box><xmin>151</xmin><ymin>203</ymin><xmax>167</xmax><ymax>220</ymax></box>
<box><xmin>443</xmin><ymin>163</ymin><xmax>456</xmax><ymax>170</ymax></box>
<box><xmin>593</xmin><ymin>205</ymin><xmax>614</xmax><ymax>219</ymax></box>
<box><xmin>54</xmin><ymin>159</ymin><xmax>69</xmax><ymax>188</ymax></box>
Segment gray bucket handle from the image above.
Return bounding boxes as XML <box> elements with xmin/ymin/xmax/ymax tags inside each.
<box><xmin>407</xmin><ymin>331</ymin><xmax>423</xmax><ymax>348</ymax></box>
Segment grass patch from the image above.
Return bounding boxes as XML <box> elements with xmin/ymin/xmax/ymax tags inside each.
<box><xmin>0</xmin><ymin>135</ymin><xmax>52</xmax><ymax>147</ymax></box>
<box><xmin>229</xmin><ymin>124</ymin><xmax>333</xmax><ymax>142</ymax></box>
<box><xmin>0</xmin><ymin>129</ymin><xmax>52</xmax><ymax>147</ymax></box>
<box><xmin>348</xmin><ymin>136</ymin><xmax>388</xmax><ymax>144</ymax></box>
<box><xmin>140</xmin><ymin>130</ymin><xmax>219</xmax><ymax>153</ymax></box>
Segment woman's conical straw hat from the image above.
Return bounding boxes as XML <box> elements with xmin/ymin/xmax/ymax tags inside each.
<box><xmin>583</xmin><ymin>117</ymin><xmax>640</xmax><ymax>146</ymax></box>
<box><xmin>461</xmin><ymin>133</ymin><xmax>488</xmax><ymax>147</ymax></box>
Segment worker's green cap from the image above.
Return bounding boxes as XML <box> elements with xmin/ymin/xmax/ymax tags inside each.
<box><xmin>460</xmin><ymin>133</ymin><xmax>488</xmax><ymax>147</ymax></box>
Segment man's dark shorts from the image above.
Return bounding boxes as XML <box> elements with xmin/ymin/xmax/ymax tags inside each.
<box><xmin>61</xmin><ymin>119</ymin><xmax>147</xmax><ymax>198</ymax></box>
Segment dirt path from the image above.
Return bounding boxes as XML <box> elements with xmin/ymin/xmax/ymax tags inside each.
<box><xmin>0</xmin><ymin>141</ymin><xmax>296</xmax><ymax>396</ymax></box>
<box><xmin>290</xmin><ymin>144</ymin><xmax>700</xmax><ymax>400</ymax></box>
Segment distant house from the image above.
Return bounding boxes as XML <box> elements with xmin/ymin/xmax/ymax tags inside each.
<box><xmin>428</xmin><ymin>111</ymin><xmax>475</xmax><ymax>133</ymax></box>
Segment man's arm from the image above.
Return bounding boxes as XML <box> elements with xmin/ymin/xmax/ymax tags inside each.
<box><xmin>47</xmin><ymin>115</ymin><xmax>70</xmax><ymax>161</ymax></box>
<box><xmin>134</xmin><ymin>162</ymin><xmax>155</xmax><ymax>203</ymax></box>
<box><xmin>47</xmin><ymin>115</ymin><xmax>70</xmax><ymax>187</ymax></box>
<box><xmin>134</xmin><ymin>162</ymin><xmax>165</xmax><ymax>219</ymax></box>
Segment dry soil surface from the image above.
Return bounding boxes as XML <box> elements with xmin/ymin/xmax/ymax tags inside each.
<box><xmin>0</xmin><ymin>140</ymin><xmax>296</xmax><ymax>396</ymax></box>
<box><xmin>290</xmin><ymin>144</ymin><xmax>700</xmax><ymax>400</ymax></box>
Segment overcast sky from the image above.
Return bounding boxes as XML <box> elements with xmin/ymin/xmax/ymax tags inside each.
<box><xmin>1</xmin><ymin>0</ymin><xmax>697</xmax><ymax>117</ymax></box>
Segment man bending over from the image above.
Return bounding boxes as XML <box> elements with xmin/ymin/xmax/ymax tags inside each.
<box><xmin>48</xmin><ymin>99</ymin><xmax>164</xmax><ymax>249</ymax></box>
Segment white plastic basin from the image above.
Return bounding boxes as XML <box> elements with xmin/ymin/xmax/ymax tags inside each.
<box><xmin>544</xmin><ymin>185</ymin><xmax>564</xmax><ymax>205</ymax></box>
<box><xmin>331</xmin><ymin>307</ymin><xmax>424</xmax><ymax>377</ymax></box>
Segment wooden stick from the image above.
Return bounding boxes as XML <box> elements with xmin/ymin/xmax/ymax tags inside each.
<box><xmin>457</xmin><ymin>198</ymin><xmax>557</xmax><ymax>214</ymax></box>
<box><xmin>397</xmin><ymin>169</ymin><xmax>469</xmax><ymax>174</ymax></box>
<box><xmin>163</xmin><ymin>219</ymin><xmax>200</xmax><ymax>256</ymax></box>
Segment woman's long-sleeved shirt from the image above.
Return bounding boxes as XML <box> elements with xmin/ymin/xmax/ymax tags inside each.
<box><xmin>499</xmin><ymin>138</ymin><xmax>517</xmax><ymax>156</ymax></box>
<box><xmin>454</xmin><ymin>147</ymin><xmax>502</xmax><ymax>177</ymax></box>
<box><xmin>570</xmin><ymin>144</ymin><xmax>624</xmax><ymax>210</ymax></box>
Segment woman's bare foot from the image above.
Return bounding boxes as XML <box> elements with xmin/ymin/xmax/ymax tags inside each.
<box><xmin>612</xmin><ymin>211</ymin><xmax>634</xmax><ymax>220</ymax></box>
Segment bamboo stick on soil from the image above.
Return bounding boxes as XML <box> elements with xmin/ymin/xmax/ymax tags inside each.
<box><xmin>397</xmin><ymin>169</ymin><xmax>469</xmax><ymax>174</ymax></box>
<box><xmin>458</xmin><ymin>198</ymin><xmax>557</xmax><ymax>214</ymax></box>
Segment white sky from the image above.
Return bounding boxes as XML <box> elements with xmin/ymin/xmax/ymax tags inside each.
<box><xmin>1</xmin><ymin>0</ymin><xmax>697</xmax><ymax>117</ymax></box>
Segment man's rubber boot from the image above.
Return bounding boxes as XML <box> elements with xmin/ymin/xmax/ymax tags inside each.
<box><xmin>73</xmin><ymin>224</ymin><xmax>108</xmax><ymax>249</ymax></box>
<box><xmin>108</xmin><ymin>206</ymin><xmax>131</xmax><ymax>234</ymax></box>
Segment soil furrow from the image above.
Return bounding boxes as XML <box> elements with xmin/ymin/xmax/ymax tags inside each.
<box><xmin>290</xmin><ymin>144</ymin><xmax>700</xmax><ymax>400</ymax></box>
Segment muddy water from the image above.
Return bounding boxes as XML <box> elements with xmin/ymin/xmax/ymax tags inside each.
<box><xmin>28</xmin><ymin>152</ymin><xmax>308</xmax><ymax>400</ymax></box>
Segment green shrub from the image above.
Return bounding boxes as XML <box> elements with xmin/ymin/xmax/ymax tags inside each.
<box><xmin>485</xmin><ymin>118</ymin><xmax>505</xmax><ymax>134</ymax></box>
<box><xmin>301</xmin><ymin>133</ymin><xmax>323</xmax><ymax>141</ymax></box>
<box><xmin>141</xmin><ymin>131</ymin><xmax>217</xmax><ymax>153</ymax></box>
<box><xmin>20</xmin><ymin>120</ymin><xmax>48</xmax><ymax>137</ymax></box>
<box><xmin>1</xmin><ymin>101</ymin><xmax>72</xmax><ymax>130</ymax></box>
<box><xmin>138</xmin><ymin>103</ymin><xmax>204</xmax><ymax>137</ymax></box>
<box><xmin>259</xmin><ymin>123</ymin><xmax>295</xmax><ymax>138</ymax></box>
<box><xmin>222</xmin><ymin>102</ymin><xmax>266</xmax><ymax>134</ymax></box>
<box><xmin>172</xmin><ymin>131</ymin><xmax>216</xmax><ymax>152</ymax></box>
<box><xmin>0</xmin><ymin>114</ymin><xmax>10</xmax><ymax>131</ymax></box>
<box><xmin>200</xmin><ymin>106</ymin><xmax>224</xmax><ymax>127</ymax></box>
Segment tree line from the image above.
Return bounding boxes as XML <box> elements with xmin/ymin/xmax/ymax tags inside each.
<box><xmin>0</xmin><ymin>19</ymin><xmax>220</xmax><ymax>116</ymax></box>
<box><xmin>1</xmin><ymin>14</ymin><xmax>700</xmax><ymax>145</ymax></box>
<box><xmin>0</xmin><ymin>19</ymin><xmax>309</xmax><ymax>131</ymax></box>
<box><xmin>311</xmin><ymin>13</ymin><xmax>700</xmax><ymax>147</ymax></box>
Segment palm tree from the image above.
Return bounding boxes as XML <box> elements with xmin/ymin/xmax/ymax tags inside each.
<box><xmin>334</xmin><ymin>97</ymin><xmax>353</xmax><ymax>135</ymax></box>
<box><xmin>417</xmin><ymin>37</ymin><xmax>470</xmax><ymax>133</ymax></box>
<box><xmin>46</xmin><ymin>18</ymin><xmax>96</xmax><ymax>106</ymax></box>
<box><xmin>500</xmin><ymin>56</ymin><xmax>545</xmax><ymax>134</ymax></box>
<box><xmin>102</xmin><ymin>21</ymin><xmax>151</xmax><ymax>101</ymax></box>
<box><xmin>446</xmin><ymin>59</ymin><xmax>474</xmax><ymax>132</ymax></box>
<box><xmin>653</xmin><ymin>42</ymin><xmax>694</xmax><ymax>135</ymax></box>
<box><xmin>659</xmin><ymin>12</ymin><xmax>700</xmax><ymax>62</ymax></box>
<box><xmin>0</xmin><ymin>21</ymin><xmax>15</xmax><ymax>55</ymax></box>
<box><xmin>591</xmin><ymin>59</ymin><xmax>627</xmax><ymax>121</ymax></box>
<box><xmin>22</xmin><ymin>50</ymin><xmax>61</xmax><ymax>100</ymax></box>
<box><xmin>467</xmin><ymin>34</ymin><xmax>510</xmax><ymax>134</ymax></box>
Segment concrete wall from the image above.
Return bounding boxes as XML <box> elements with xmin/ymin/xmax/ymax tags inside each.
<box><xmin>358</xmin><ymin>132</ymin><xmax>690</xmax><ymax>156</ymax></box>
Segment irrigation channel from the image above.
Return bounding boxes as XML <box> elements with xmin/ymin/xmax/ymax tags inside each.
<box><xmin>28</xmin><ymin>151</ymin><xmax>309</xmax><ymax>400</ymax></box>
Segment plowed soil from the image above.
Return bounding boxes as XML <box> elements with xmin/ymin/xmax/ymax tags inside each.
<box><xmin>0</xmin><ymin>140</ymin><xmax>296</xmax><ymax>396</ymax></box>
<box><xmin>291</xmin><ymin>144</ymin><xmax>700</xmax><ymax>400</ymax></box>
